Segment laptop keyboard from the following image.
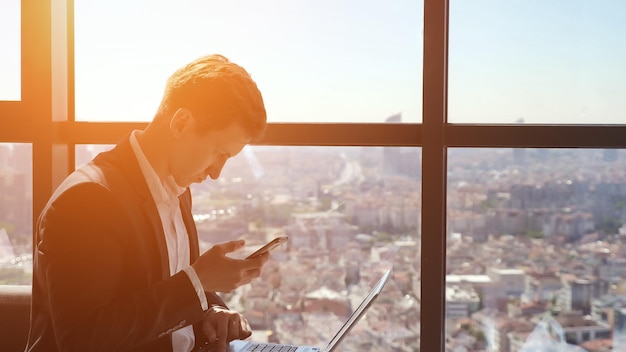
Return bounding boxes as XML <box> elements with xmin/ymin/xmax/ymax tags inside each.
<box><xmin>245</xmin><ymin>343</ymin><xmax>299</xmax><ymax>352</ymax></box>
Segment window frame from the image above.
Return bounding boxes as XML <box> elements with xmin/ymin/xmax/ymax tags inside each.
<box><xmin>1</xmin><ymin>0</ymin><xmax>626</xmax><ymax>351</ymax></box>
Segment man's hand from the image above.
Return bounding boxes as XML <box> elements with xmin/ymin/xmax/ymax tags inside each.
<box><xmin>191</xmin><ymin>240</ymin><xmax>269</xmax><ymax>293</ymax></box>
<box><xmin>203</xmin><ymin>306</ymin><xmax>252</xmax><ymax>352</ymax></box>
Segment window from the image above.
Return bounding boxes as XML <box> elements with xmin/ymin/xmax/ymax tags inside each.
<box><xmin>74</xmin><ymin>1</ymin><xmax>423</xmax><ymax>123</ymax></box>
<box><xmin>0</xmin><ymin>143</ymin><xmax>32</xmax><ymax>285</ymax></box>
<box><xmin>3</xmin><ymin>1</ymin><xmax>626</xmax><ymax>351</ymax></box>
<box><xmin>448</xmin><ymin>0</ymin><xmax>626</xmax><ymax>124</ymax></box>
<box><xmin>446</xmin><ymin>148</ymin><xmax>626</xmax><ymax>349</ymax></box>
<box><xmin>195</xmin><ymin>145</ymin><xmax>421</xmax><ymax>349</ymax></box>
<box><xmin>0</xmin><ymin>0</ymin><xmax>21</xmax><ymax>101</ymax></box>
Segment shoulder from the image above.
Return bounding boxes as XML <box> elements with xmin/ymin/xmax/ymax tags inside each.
<box><xmin>47</xmin><ymin>163</ymin><xmax>114</xmax><ymax>207</ymax></box>
<box><xmin>42</xmin><ymin>152</ymin><xmax>132</xmax><ymax>222</ymax></box>
<box><xmin>48</xmin><ymin>143</ymin><xmax>140</xmax><ymax>209</ymax></box>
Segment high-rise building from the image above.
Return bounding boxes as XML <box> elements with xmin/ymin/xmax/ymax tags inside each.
<box><xmin>604</xmin><ymin>149</ymin><xmax>618</xmax><ymax>162</ymax></box>
<box><xmin>383</xmin><ymin>114</ymin><xmax>421</xmax><ymax>178</ymax></box>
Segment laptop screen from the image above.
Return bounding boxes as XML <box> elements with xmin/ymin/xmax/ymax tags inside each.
<box><xmin>323</xmin><ymin>269</ymin><xmax>392</xmax><ymax>352</ymax></box>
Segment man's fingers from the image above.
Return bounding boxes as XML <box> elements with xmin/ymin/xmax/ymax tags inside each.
<box><xmin>237</xmin><ymin>268</ymin><xmax>261</xmax><ymax>286</ymax></box>
<box><xmin>217</xmin><ymin>315</ymin><xmax>229</xmax><ymax>345</ymax></box>
<box><xmin>203</xmin><ymin>313</ymin><xmax>218</xmax><ymax>343</ymax></box>
<box><xmin>203</xmin><ymin>309</ymin><xmax>253</xmax><ymax>351</ymax></box>
<box><xmin>239</xmin><ymin>319</ymin><xmax>252</xmax><ymax>340</ymax></box>
<box><xmin>215</xmin><ymin>239</ymin><xmax>245</xmax><ymax>255</ymax></box>
<box><xmin>240</xmin><ymin>253</ymin><xmax>268</xmax><ymax>272</ymax></box>
<box><xmin>247</xmin><ymin>251</ymin><xmax>270</xmax><ymax>264</ymax></box>
<box><xmin>246</xmin><ymin>267</ymin><xmax>262</xmax><ymax>277</ymax></box>
<box><xmin>228</xmin><ymin>319</ymin><xmax>241</xmax><ymax>341</ymax></box>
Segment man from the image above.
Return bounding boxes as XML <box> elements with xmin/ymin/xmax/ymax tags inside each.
<box><xmin>25</xmin><ymin>54</ymin><xmax>269</xmax><ymax>352</ymax></box>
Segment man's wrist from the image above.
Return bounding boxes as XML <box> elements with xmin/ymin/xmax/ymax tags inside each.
<box><xmin>182</xmin><ymin>266</ymin><xmax>209</xmax><ymax>311</ymax></box>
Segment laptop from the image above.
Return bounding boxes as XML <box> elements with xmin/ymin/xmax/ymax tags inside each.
<box><xmin>229</xmin><ymin>269</ymin><xmax>392</xmax><ymax>352</ymax></box>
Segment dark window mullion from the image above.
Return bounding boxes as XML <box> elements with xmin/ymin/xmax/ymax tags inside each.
<box><xmin>56</xmin><ymin>122</ymin><xmax>422</xmax><ymax>147</ymax></box>
<box><xmin>421</xmin><ymin>0</ymin><xmax>448</xmax><ymax>351</ymax></box>
<box><xmin>0</xmin><ymin>117</ymin><xmax>33</xmax><ymax>142</ymax></box>
<box><xmin>447</xmin><ymin>124</ymin><xmax>626</xmax><ymax>148</ymax></box>
<box><xmin>0</xmin><ymin>102</ymin><xmax>26</xmax><ymax>122</ymax></box>
<box><xmin>25</xmin><ymin>0</ymin><xmax>55</xmax><ymax>235</ymax></box>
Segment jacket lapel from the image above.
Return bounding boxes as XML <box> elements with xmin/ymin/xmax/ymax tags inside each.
<box><xmin>140</xmin><ymin>197</ymin><xmax>171</xmax><ymax>280</ymax></box>
<box><xmin>179</xmin><ymin>189</ymin><xmax>200</xmax><ymax>262</ymax></box>
<box><xmin>107</xmin><ymin>135</ymin><xmax>172</xmax><ymax>280</ymax></box>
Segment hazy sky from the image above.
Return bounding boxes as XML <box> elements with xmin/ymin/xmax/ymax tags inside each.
<box><xmin>71</xmin><ymin>0</ymin><xmax>423</xmax><ymax>123</ymax></box>
<box><xmin>0</xmin><ymin>0</ymin><xmax>20</xmax><ymax>101</ymax></box>
<box><xmin>2</xmin><ymin>1</ymin><xmax>626</xmax><ymax>124</ymax></box>
<box><xmin>449</xmin><ymin>0</ymin><xmax>626</xmax><ymax>124</ymax></box>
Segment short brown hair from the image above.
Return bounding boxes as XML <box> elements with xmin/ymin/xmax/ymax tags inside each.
<box><xmin>157</xmin><ymin>54</ymin><xmax>267</xmax><ymax>141</ymax></box>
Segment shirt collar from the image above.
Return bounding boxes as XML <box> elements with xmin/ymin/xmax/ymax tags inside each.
<box><xmin>129</xmin><ymin>130</ymin><xmax>186</xmax><ymax>205</ymax></box>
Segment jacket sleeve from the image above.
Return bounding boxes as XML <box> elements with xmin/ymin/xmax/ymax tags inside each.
<box><xmin>38</xmin><ymin>182</ymin><xmax>205</xmax><ymax>352</ymax></box>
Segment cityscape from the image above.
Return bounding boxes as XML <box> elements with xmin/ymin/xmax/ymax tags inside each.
<box><xmin>3</xmin><ymin>142</ymin><xmax>626</xmax><ymax>351</ymax></box>
<box><xmin>3</xmin><ymin>2</ymin><xmax>626</xmax><ymax>351</ymax></box>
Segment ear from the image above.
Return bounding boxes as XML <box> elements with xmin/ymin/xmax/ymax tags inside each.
<box><xmin>169</xmin><ymin>108</ymin><xmax>192</xmax><ymax>138</ymax></box>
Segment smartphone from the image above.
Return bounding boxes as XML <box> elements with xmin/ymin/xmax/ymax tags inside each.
<box><xmin>246</xmin><ymin>235</ymin><xmax>288</xmax><ymax>259</ymax></box>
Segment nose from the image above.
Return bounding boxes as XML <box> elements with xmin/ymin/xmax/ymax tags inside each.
<box><xmin>208</xmin><ymin>157</ymin><xmax>227</xmax><ymax>180</ymax></box>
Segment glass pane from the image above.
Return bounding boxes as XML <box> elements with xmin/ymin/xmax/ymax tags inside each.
<box><xmin>0</xmin><ymin>0</ymin><xmax>21</xmax><ymax>101</ymax></box>
<box><xmin>0</xmin><ymin>143</ymin><xmax>32</xmax><ymax>285</ymax></box>
<box><xmin>193</xmin><ymin>146</ymin><xmax>421</xmax><ymax>350</ymax></box>
<box><xmin>74</xmin><ymin>1</ymin><xmax>423</xmax><ymax>123</ymax></box>
<box><xmin>76</xmin><ymin>144</ymin><xmax>421</xmax><ymax>351</ymax></box>
<box><xmin>446</xmin><ymin>148</ymin><xmax>625</xmax><ymax>350</ymax></box>
<box><xmin>449</xmin><ymin>1</ymin><xmax>626</xmax><ymax>124</ymax></box>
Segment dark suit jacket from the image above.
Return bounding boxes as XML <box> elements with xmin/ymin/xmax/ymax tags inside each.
<box><xmin>26</xmin><ymin>136</ymin><xmax>225</xmax><ymax>352</ymax></box>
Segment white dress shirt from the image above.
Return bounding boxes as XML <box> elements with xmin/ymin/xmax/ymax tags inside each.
<box><xmin>130</xmin><ymin>131</ymin><xmax>208</xmax><ymax>352</ymax></box>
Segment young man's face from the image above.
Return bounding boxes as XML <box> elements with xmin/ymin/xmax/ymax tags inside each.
<box><xmin>168</xmin><ymin>110</ymin><xmax>250</xmax><ymax>187</ymax></box>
